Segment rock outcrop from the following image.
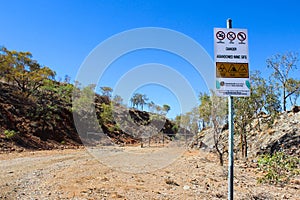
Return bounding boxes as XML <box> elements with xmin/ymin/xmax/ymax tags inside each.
<box><xmin>195</xmin><ymin>110</ymin><xmax>300</xmax><ymax>157</ymax></box>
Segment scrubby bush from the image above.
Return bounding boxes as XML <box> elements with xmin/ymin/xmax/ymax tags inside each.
<box><xmin>4</xmin><ymin>130</ymin><xmax>18</xmax><ymax>139</ymax></box>
<box><xmin>257</xmin><ymin>151</ymin><xmax>300</xmax><ymax>184</ymax></box>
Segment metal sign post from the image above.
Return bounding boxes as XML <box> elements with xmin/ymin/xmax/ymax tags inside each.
<box><xmin>214</xmin><ymin>18</ymin><xmax>235</xmax><ymax>199</ymax></box>
<box><xmin>227</xmin><ymin>18</ymin><xmax>234</xmax><ymax>200</ymax></box>
<box><xmin>214</xmin><ymin>18</ymin><xmax>250</xmax><ymax>200</ymax></box>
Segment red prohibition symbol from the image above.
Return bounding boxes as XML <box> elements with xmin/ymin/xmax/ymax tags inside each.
<box><xmin>216</xmin><ymin>31</ymin><xmax>226</xmax><ymax>41</ymax></box>
<box><xmin>227</xmin><ymin>31</ymin><xmax>236</xmax><ymax>42</ymax></box>
<box><xmin>237</xmin><ymin>32</ymin><xmax>247</xmax><ymax>43</ymax></box>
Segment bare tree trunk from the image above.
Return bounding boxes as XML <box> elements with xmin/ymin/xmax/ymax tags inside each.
<box><xmin>243</xmin><ymin>133</ymin><xmax>248</xmax><ymax>158</ymax></box>
<box><xmin>242</xmin><ymin>135</ymin><xmax>246</xmax><ymax>158</ymax></box>
<box><xmin>140</xmin><ymin>138</ymin><xmax>143</xmax><ymax>148</ymax></box>
<box><xmin>283</xmin><ymin>87</ymin><xmax>286</xmax><ymax>111</ymax></box>
<box><xmin>185</xmin><ymin>130</ymin><xmax>187</xmax><ymax>146</ymax></box>
<box><xmin>216</xmin><ymin>145</ymin><xmax>224</xmax><ymax>166</ymax></box>
<box><xmin>240</xmin><ymin>133</ymin><xmax>244</xmax><ymax>158</ymax></box>
<box><xmin>213</xmin><ymin>124</ymin><xmax>224</xmax><ymax>166</ymax></box>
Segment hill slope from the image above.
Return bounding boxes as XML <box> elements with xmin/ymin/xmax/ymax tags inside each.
<box><xmin>0</xmin><ymin>82</ymin><xmax>177</xmax><ymax>152</ymax></box>
<box><xmin>196</xmin><ymin>108</ymin><xmax>300</xmax><ymax>157</ymax></box>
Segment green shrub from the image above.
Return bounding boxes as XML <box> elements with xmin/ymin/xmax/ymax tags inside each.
<box><xmin>172</xmin><ymin>124</ymin><xmax>179</xmax><ymax>133</ymax></box>
<box><xmin>4</xmin><ymin>130</ymin><xmax>18</xmax><ymax>139</ymax></box>
<box><xmin>257</xmin><ymin>151</ymin><xmax>300</xmax><ymax>185</ymax></box>
<box><xmin>99</xmin><ymin>103</ymin><xmax>113</xmax><ymax>124</ymax></box>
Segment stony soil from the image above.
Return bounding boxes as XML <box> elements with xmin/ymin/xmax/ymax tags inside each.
<box><xmin>1</xmin><ymin>147</ymin><xmax>299</xmax><ymax>200</ymax></box>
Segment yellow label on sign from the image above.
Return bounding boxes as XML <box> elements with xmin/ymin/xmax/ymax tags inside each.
<box><xmin>216</xmin><ymin>62</ymin><xmax>249</xmax><ymax>78</ymax></box>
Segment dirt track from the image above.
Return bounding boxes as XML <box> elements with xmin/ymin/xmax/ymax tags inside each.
<box><xmin>0</xmin><ymin>147</ymin><xmax>299</xmax><ymax>199</ymax></box>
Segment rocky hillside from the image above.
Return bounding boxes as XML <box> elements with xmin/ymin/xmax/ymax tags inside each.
<box><xmin>196</xmin><ymin>107</ymin><xmax>300</xmax><ymax>157</ymax></box>
<box><xmin>0</xmin><ymin>82</ymin><xmax>178</xmax><ymax>152</ymax></box>
<box><xmin>0</xmin><ymin>81</ymin><xmax>82</xmax><ymax>151</ymax></box>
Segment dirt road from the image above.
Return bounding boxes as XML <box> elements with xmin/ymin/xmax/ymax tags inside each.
<box><xmin>0</xmin><ymin>147</ymin><xmax>299</xmax><ymax>199</ymax></box>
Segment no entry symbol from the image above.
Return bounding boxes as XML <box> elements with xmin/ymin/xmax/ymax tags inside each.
<box><xmin>227</xmin><ymin>31</ymin><xmax>236</xmax><ymax>43</ymax></box>
<box><xmin>216</xmin><ymin>31</ymin><xmax>225</xmax><ymax>43</ymax></box>
<box><xmin>237</xmin><ymin>32</ymin><xmax>247</xmax><ymax>44</ymax></box>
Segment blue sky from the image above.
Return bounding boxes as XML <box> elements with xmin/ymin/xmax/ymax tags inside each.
<box><xmin>1</xmin><ymin>0</ymin><xmax>300</xmax><ymax>118</ymax></box>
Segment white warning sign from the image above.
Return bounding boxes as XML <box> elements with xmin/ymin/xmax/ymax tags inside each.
<box><xmin>214</xmin><ymin>27</ymin><xmax>250</xmax><ymax>97</ymax></box>
<box><xmin>214</xmin><ymin>28</ymin><xmax>249</xmax><ymax>63</ymax></box>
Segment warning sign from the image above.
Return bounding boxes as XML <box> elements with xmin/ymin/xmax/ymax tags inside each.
<box><xmin>238</xmin><ymin>64</ymin><xmax>247</xmax><ymax>73</ymax></box>
<box><xmin>214</xmin><ymin>27</ymin><xmax>250</xmax><ymax>97</ymax></box>
<box><xmin>228</xmin><ymin>64</ymin><xmax>238</xmax><ymax>73</ymax></box>
<box><xmin>214</xmin><ymin>28</ymin><xmax>248</xmax><ymax>63</ymax></box>
<box><xmin>216</xmin><ymin>62</ymin><xmax>249</xmax><ymax>78</ymax></box>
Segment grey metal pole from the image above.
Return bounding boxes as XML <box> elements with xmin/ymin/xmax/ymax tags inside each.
<box><xmin>227</xmin><ymin>18</ymin><xmax>234</xmax><ymax>200</ymax></box>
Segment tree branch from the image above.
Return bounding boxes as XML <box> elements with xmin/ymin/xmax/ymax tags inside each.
<box><xmin>285</xmin><ymin>86</ymin><xmax>300</xmax><ymax>99</ymax></box>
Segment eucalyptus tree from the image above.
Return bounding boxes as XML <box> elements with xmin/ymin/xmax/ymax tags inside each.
<box><xmin>267</xmin><ymin>52</ymin><xmax>299</xmax><ymax>111</ymax></box>
<box><xmin>130</xmin><ymin>93</ymin><xmax>148</xmax><ymax>110</ymax></box>
<box><xmin>162</xmin><ymin>104</ymin><xmax>171</xmax><ymax>114</ymax></box>
<box><xmin>100</xmin><ymin>86</ymin><xmax>113</xmax><ymax>98</ymax></box>
<box><xmin>0</xmin><ymin>47</ymin><xmax>56</xmax><ymax>97</ymax></box>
